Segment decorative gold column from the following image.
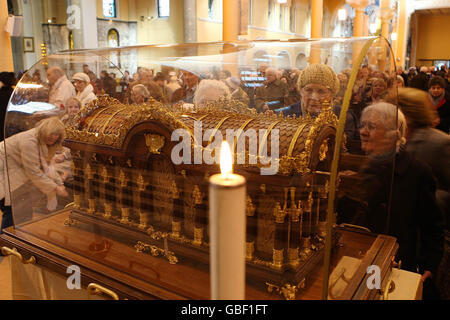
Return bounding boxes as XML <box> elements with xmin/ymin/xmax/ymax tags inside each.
<box><xmin>101</xmin><ymin>165</ymin><xmax>113</xmax><ymax>219</ymax></box>
<box><xmin>246</xmin><ymin>195</ymin><xmax>256</xmax><ymax>261</ymax></box>
<box><xmin>119</xmin><ymin>169</ymin><xmax>130</xmax><ymax>224</ymax></box>
<box><xmin>0</xmin><ymin>0</ymin><xmax>14</xmax><ymax>72</ymax></box>
<box><xmin>137</xmin><ymin>173</ymin><xmax>149</xmax><ymax>230</ymax></box>
<box><xmin>170</xmin><ymin>180</ymin><xmax>182</xmax><ymax>239</ymax></box>
<box><xmin>192</xmin><ymin>185</ymin><xmax>204</xmax><ymax>246</ymax></box>
<box><xmin>272</xmin><ymin>201</ymin><xmax>287</xmax><ymax>269</ymax></box>
<box><xmin>86</xmin><ymin>163</ymin><xmax>96</xmax><ymax>214</ymax></box>
<box><xmin>309</xmin><ymin>0</ymin><xmax>323</xmax><ymax>64</ymax></box>
<box><xmin>347</xmin><ymin>0</ymin><xmax>369</xmax><ymax>66</ymax></box>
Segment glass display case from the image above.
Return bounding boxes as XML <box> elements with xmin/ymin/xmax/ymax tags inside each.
<box><xmin>1</xmin><ymin>36</ymin><xmax>407</xmax><ymax>300</ymax></box>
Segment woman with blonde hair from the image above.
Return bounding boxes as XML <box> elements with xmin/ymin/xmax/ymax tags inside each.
<box><xmin>0</xmin><ymin>117</ymin><xmax>69</xmax><ymax>232</ymax></box>
<box><xmin>60</xmin><ymin>97</ymin><xmax>81</xmax><ymax>125</ymax></box>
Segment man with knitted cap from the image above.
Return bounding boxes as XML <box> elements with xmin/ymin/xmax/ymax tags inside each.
<box><xmin>275</xmin><ymin>63</ymin><xmax>340</xmax><ymax>118</ymax></box>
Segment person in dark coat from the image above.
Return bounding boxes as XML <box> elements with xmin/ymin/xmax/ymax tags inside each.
<box><xmin>355</xmin><ymin>102</ymin><xmax>444</xmax><ymax>299</ymax></box>
<box><xmin>396</xmin><ymin>87</ymin><xmax>450</xmax><ymax>299</ymax></box>
<box><xmin>99</xmin><ymin>70</ymin><xmax>116</xmax><ymax>97</ymax></box>
<box><xmin>254</xmin><ymin>67</ymin><xmax>289</xmax><ymax>112</ymax></box>
<box><xmin>406</xmin><ymin>67</ymin><xmax>417</xmax><ymax>87</ymax></box>
<box><xmin>409</xmin><ymin>66</ymin><xmax>430</xmax><ymax>92</ymax></box>
<box><xmin>428</xmin><ymin>76</ymin><xmax>450</xmax><ymax>134</ymax></box>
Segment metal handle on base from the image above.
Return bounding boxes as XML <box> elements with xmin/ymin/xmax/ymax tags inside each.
<box><xmin>87</xmin><ymin>283</ymin><xmax>119</xmax><ymax>300</ymax></box>
<box><xmin>1</xmin><ymin>246</ymin><xmax>36</xmax><ymax>264</ymax></box>
<box><xmin>382</xmin><ymin>279</ymin><xmax>396</xmax><ymax>300</ymax></box>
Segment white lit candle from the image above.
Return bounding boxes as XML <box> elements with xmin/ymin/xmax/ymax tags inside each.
<box><xmin>209</xmin><ymin>141</ymin><xmax>246</xmax><ymax>300</ymax></box>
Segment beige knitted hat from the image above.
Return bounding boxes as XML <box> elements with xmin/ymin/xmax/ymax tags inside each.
<box><xmin>297</xmin><ymin>64</ymin><xmax>340</xmax><ymax>95</ymax></box>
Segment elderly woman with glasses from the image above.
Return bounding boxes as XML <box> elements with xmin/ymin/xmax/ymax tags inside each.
<box><xmin>355</xmin><ymin>102</ymin><xmax>444</xmax><ymax>299</ymax></box>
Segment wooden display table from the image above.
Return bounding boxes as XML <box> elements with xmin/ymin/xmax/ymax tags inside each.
<box><xmin>0</xmin><ymin>210</ymin><xmax>398</xmax><ymax>300</ymax></box>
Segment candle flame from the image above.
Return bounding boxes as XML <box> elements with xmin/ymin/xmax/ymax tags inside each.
<box><xmin>220</xmin><ymin>141</ymin><xmax>232</xmax><ymax>178</ymax></box>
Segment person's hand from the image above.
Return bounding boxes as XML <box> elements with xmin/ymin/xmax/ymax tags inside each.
<box><xmin>421</xmin><ymin>270</ymin><xmax>433</xmax><ymax>282</ymax></box>
<box><xmin>54</xmin><ymin>154</ymin><xmax>66</xmax><ymax>163</ymax></box>
<box><xmin>263</xmin><ymin>104</ymin><xmax>269</xmax><ymax>111</ymax></box>
<box><xmin>55</xmin><ymin>185</ymin><xmax>69</xmax><ymax>197</ymax></box>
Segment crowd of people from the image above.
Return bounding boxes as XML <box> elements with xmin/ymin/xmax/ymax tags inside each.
<box><xmin>0</xmin><ymin>59</ymin><xmax>449</xmax><ymax>299</ymax></box>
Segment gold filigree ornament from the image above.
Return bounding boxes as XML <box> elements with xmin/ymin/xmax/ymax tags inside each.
<box><xmin>170</xmin><ymin>180</ymin><xmax>179</xmax><ymax>199</ymax></box>
<box><xmin>145</xmin><ymin>134</ymin><xmax>165</xmax><ymax>155</ymax></box>
<box><xmin>192</xmin><ymin>185</ymin><xmax>203</xmax><ymax>205</ymax></box>
<box><xmin>246</xmin><ymin>196</ymin><xmax>255</xmax><ymax>217</ymax></box>
<box><xmin>64</xmin><ymin>218</ymin><xmax>78</xmax><ymax>227</ymax></box>
<box><xmin>137</xmin><ymin>173</ymin><xmax>146</xmax><ymax>191</ymax></box>
<box><xmin>273</xmin><ymin>202</ymin><xmax>286</xmax><ymax>224</ymax></box>
<box><xmin>134</xmin><ymin>241</ymin><xmax>178</xmax><ymax>265</ymax></box>
<box><xmin>265</xmin><ymin>281</ymin><xmax>305</xmax><ymax>300</ymax></box>
<box><xmin>319</xmin><ymin>138</ymin><xmax>329</xmax><ymax>162</ymax></box>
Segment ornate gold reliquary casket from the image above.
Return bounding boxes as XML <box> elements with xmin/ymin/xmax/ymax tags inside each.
<box><xmin>64</xmin><ymin>96</ymin><xmax>340</xmax><ymax>290</ymax></box>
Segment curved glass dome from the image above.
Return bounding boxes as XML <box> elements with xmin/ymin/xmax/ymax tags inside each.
<box><xmin>2</xmin><ymin>37</ymin><xmax>399</xmax><ymax>300</ymax></box>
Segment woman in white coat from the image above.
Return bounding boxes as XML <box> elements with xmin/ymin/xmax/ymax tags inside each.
<box><xmin>72</xmin><ymin>72</ymin><xmax>97</xmax><ymax>107</ymax></box>
<box><xmin>0</xmin><ymin>117</ymin><xmax>69</xmax><ymax>230</ymax></box>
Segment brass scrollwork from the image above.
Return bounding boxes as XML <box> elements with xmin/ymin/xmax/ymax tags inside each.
<box><xmin>319</xmin><ymin>138</ymin><xmax>329</xmax><ymax>162</ymax></box>
<box><xmin>192</xmin><ymin>185</ymin><xmax>203</xmax><ymax>205</ymax></box>
<box><xmin>134</xmin><ymin>241</ymin><xmax>178</xmax><ymax>264</ymax></box>
<box><xmin>273</xmin><ymin>202</ymin><xmax>286</xmax><ymax>224</ymax></box>
<box><xmin>265</xmin><ymin>282</ymin><xmax>302</xmax><ymax>300</ymax></box>
<box><xmin>246</xmin><ymin>196</ymin><xmax>255</xmax><ymax>217</ymax></box>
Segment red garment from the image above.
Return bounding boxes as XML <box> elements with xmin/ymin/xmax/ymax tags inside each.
<box><xmin>436</xmin><ymin>97</ymin><xmax>446</xmax><ymax>110</ymax></box>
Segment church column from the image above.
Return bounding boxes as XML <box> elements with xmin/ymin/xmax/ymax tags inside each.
<box><xmin>69</xmin><ymin>0</ymin><xmax>98</xmax><ymax>50</ymax></box>
<box><xmin>309</xmin><ymin>0</ymin><xmax>323</xmax><ymax>64</ymax></box>
<box><xmin>395</xmin><ymin>0</ymin><xmax>408</xmax><ymax>69</ymax></box>
<box><xmin>347</xmin><ymin>0</ymin><xmax>369</xmax><ymax>67</ymax></box>
<box><xmin>0</xmin><ymin>0</ymin><xmax>14</xmax><ymax>72</ymax></box>
<box><xmin>223</xmin><ymin>0</ymin><xmax>239</xmax><ymax>42</ymax></box>
<box><xmin>380</xmin><ymin>0</ymin><xmax>393</xmax><ymax>42</ymax></box>
<box><xmin>222</xmin><ymin>0</ymin><xmax>241</xmax><ymax>76</ymax></box>
<box><xmin>183</xmin><ymin>0</ymin><xmax>197</xmax><ymax>43</ymax></box>
<box><xmin>379</xmin><ymin>0</ymin><xmax>394</xmax><ymax>72</ymax></box>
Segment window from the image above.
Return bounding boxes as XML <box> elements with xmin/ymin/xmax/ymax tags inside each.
<box><xmin>158</xmin><ymin>0</ymin><xmax>170</xmax><ymax>18</ymax></box>
<box><xmin>290</xmin><ymin>4</ymin><xmax>296</xmax><ymax>33</ymax></box>
<box><xmin>268</xmin><ymin>0</ymin><xmax>272</xmax><ymax>24</ymax></box>
<box><xmin>208</xmin><ymin>0</ymin><xmax>214</xmax><ymax>19</ymax></box>
<box><xmin>103</xmin><ymin>0</ymin><xmax>117</xmax><ymax>18</ymax></box>
<box><xmin>249</xmin><ymin>0</ymin><xmax>253</xmax><ymax>25</ymax></box>
<box><xmin>207</xmin><ymin>0</ymin><xmax>222</xmax><ymax>21</ymax></box>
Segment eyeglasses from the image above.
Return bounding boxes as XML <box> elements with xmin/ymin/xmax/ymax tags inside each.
<box><xmin>359</xmin><ymin>121</ymin><xmax>379</xmax><ymax>131</ymax></box>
